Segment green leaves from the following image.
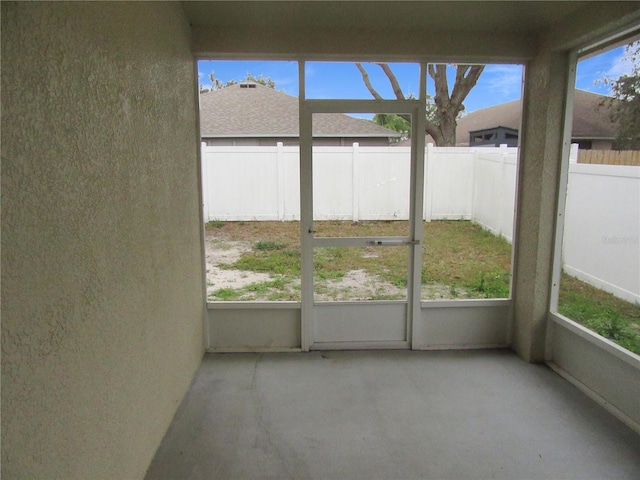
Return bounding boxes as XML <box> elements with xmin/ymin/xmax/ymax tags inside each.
<box><xmin>201</xmin><ymin>71</ymin><xmax>279</xmax><ymax>93</ymax></box>
<box><xmin>598</xmin><ymin>41</ymin><xmax>640</xmax><ymax>149</ymax></box>
<box><xmin>373</xmin><ymin>113</ymin><xmax>411</xmax><ymax>141</ymax></box>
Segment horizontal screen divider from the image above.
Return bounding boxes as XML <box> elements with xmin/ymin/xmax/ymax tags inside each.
<box><xmin>313</xmin><ymin>236</ymin><xmax>412</xmax><ymax>247</ymax></box>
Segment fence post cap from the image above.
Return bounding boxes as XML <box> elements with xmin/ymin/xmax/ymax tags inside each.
<box><xmin>569</xmin><ymin>143</ymin><xmax>579</xmax><ymax>163</ymax></box>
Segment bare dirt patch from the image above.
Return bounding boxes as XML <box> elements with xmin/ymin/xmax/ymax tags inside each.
<box><xmin>204</xmin><ymin>237</ymin><xmax>271</xmax><ymax>294</ymax></box>
<box><xmin>315</xmin><ymin>269</ymin><xmax>406</xmax><ymax>301</ymax></box>
<box><xmin>205</xmin><ymin>229</ymin><xmax>473</xmax><ymax>301</ymax></box>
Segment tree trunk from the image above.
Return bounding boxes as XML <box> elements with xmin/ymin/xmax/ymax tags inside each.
<box><xmin>356</xmin><ymin>63</ymin><xmax>484</xmax><ymax>147</ymax></box>
<box><xmin>428</xmin><ymin>64</ymin><xmax>484</xmax><ymax>146</ymax></box>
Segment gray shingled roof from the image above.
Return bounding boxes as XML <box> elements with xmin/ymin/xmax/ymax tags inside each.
<box><xmin>199</xmin><ymin>82</ymin><xmax>400</xmax><ymax>138</ymax></box>
<box><xmin>455</xmin><ymin>89</ymin><xmax>617</xmax><ymax>145</ymax></box>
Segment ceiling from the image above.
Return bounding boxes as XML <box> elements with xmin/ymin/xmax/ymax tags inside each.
<box><xmin>182</xmin><ymin>1</ymin><xmax>588</xmax><ymax>34</ymax></box>
<box><xmin>184</xmin><ymin>1</ymin><xmax>640</xmax><ymax>62</ymax></box>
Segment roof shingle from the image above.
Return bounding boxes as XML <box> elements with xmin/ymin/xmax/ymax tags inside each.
<box><xmin>455</xmin><ymin>89</ymin><xmax>617</xmax><ymax>145</ymax></box>
<box><xmin>199</xmin><ymin>82</ymin><xmax>400</xmax><ymax>138</ymax></box>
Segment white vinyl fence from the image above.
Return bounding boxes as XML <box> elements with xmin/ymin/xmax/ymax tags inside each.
<box><xmin>202</xmin><ymin>143</ymin><xmax>640</xmax><ymax>303</ymax></box>
<box><xmin>201</xmin><ymin>143</ymin><xmax>518</xmax><ymax>236</ymax></box>
<box><xmin>562</xmin><ymin>162</ymin><xmax>640</xmax><ymax>303</ymax></box>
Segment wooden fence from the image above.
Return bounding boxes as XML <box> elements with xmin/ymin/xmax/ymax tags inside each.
<box><xmin>578</xmin><ymin>149</ymin><xmax>640</xmax><ymax>166</ymax></box>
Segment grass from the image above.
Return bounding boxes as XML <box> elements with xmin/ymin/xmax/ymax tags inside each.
<box><xmin>558</xmin><ymin>273</ymin><xmax>640</xmax><ymax>355</ymax></box>
<box><xmin>205</xmin><ymin>220</ymin><xmax>640</xmax><ymax>355</ymax></box>
<box><xmin>230</xmin><ymin>248</ymin><xmax>300</xmax><ymax>276</ymax></box>
<box><xmin>207</xmin><ymin>220</ymin><xmax>513</xmax><ymax>297</ymax></box>
<box><xmin>206</xmin><ymin>220</ymin><xmax>515</xmax><ymax>299</ymax></box>
<box><xmin>207</xmin><ymin>220</ymin><xmax>226</xmax><ymax>229</ymax></box>
<box><xmin>210</xmin><ymin>287</ymin><xmax>242</xmax><ymax>301</ymax></box>
<box><xmin>210</xmin><ymin>277</ymin><xmax>300</xmax><ymax>302</ymax></box>
<box><xmin>421</xmin><ymin>221</ymin><xmax>511</xmax><ymax>294</ymax></box>
<box><xmin>254</xmin><ymin>240</ymin><xmax>286</xmax><ymax>251</ymax></box>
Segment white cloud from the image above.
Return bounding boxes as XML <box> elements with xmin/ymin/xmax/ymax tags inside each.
<box><xmin>576</xmin><ymin>45</ymin><xmax>635</xmax><ymax>95</ymax></box>
<box><xmin>481</xmin><ymin>65</ymin><xmax>523</xmax><ymax>98</ymax></box>
<box><xmin>272</xmin><ymin>75</ymin><xmax>298</xmax><ymax>95</ymax></box>
<box><xmin>603</xmin><ymin>50</ymin><xmax>634</xmax><ymax>79</ymax></box>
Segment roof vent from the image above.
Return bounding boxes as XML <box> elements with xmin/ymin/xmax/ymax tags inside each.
<box><xmin>240</xmin><ymin>83</ymin><xmax>257</xmax><ymax>89</ymax></box>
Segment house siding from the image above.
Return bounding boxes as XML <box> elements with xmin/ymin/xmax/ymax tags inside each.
<box><xmin>205</xmin><ymin>137</ymin><xmax>392</xmax><ymax>147</ymax></box>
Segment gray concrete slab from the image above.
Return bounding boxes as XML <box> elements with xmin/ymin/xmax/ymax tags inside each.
<box><xmin>145</xmin><ymin>350</ymin><xmax>640</xmax><ymax>479</ymax></box>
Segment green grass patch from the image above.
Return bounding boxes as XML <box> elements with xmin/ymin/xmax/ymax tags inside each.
<box><xmin>471</xmin><ymin>269</ymin><xmax>511</xmax><ymax>298</ymax></box>
<box><xmin>212</xmin><ymin>220</ymin><xmax>512</xmax><ymax>299</ymax></box>
<box><xmin>207</xmin><ymin>220</ymin><xmax>226</xmax><ymax>229</ymax></box>
<box><xmin>422</xmin><ymin>221</ymin><xmax>511</xmax><ymax>297</ymax></box>
<box><xmin>558</xmin><ymin>273</ymin><xmax>640</xmax><ymax>355</ymax></box>
<box><xmin>210</xmin><ymin>287</ymin><xmax>242</xmax><ymax>301</ymax></box>
<box><xmin>208</xmin><ymin>277</ymin><xmax>298</xmax><ymax>301</ymax></box>
<box><xmin>230</xmin><ymin>249</ymin><xmax>300</xmax><ymax>276</ymax></box>
<box><xmin>255</xmin><ymin>240</ymin><xmax>286</xmax><ymax>251</ymax></box>
<box><xmin>206</xmin><ymin>220</ymin><xmax>639</xmax><ymax>355</ymax></box>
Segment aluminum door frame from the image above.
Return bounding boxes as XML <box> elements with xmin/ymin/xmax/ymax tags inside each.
<box><xmin>298</xmin><ymin>62</ymin><xmax>427</xmax><ymax>350</ymax></box>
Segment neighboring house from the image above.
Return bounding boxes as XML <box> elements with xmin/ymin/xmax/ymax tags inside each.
<box><xmin>456</xmin><ymin>89</ymin><xmax>618</xmax><ymax>149</ymax></box>
<box><xmin>468</xmin><ymin>126</ymin><xmax>520</xmax><ymax>147</ymax></box>
<box><xmin>199</xmin><ymin>82</ymin><xmax>401</xmax><ymax>146</ymax></box>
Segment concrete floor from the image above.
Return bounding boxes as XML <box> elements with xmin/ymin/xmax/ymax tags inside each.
<box><xmin>145</xmin><ymin>350</ymin><xmax>640</xmax><ymax>479</ymax></box>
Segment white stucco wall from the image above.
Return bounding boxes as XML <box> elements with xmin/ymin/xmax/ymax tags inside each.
<box><xmin>1</xmin><ymin>3</ymin><xmax>204</xmax><ymax>478</ymax></box>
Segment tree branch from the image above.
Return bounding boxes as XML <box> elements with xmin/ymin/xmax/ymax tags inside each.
<box><xmin>376</xmin><ymin>63</ymin><xmax>405</xmax><ymax>100</ymax></box>
<box><xmin>430</xmin><ymin>64</ymin><xmax>451</xmax><ymax>111</ymax></box>
<box><xmin>450</xmin><ymin>65</ymin><xmax>484</xmax><ymax>107</ymax></box>
<box><xmin>358</xmin><ymin>62</ymin><xmax>484</xmax><ymax>146</ymax></box>
<box><xmin>424</xmin><ymin>122</ymin><xmax>444</xmax><ymax>145</ymax></box>
<box><xmin>355</xmin><ymin>63</ymin><xmax>383</xmax><ymax>100</ymax></box>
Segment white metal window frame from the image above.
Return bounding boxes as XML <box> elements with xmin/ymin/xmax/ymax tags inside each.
<box><xmin>205</xmin><ymin>60</ymin><xmax>512</xmax><ymax>353</ymax></box>
<box><xmin>545</xmin><ymin>32</ymin><xmax>640</xmax><ymax>435</ymax></box>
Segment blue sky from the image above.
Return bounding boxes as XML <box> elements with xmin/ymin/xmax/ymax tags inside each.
<box><xmin>198</xmin><ymin>45</ymin><xmax>630</xmax><ymax>114</ymax></box>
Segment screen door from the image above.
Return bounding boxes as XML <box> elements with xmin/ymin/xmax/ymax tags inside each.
<box><xmin>299</xmin><ymin>99</ymin><xmax>425</xmax><ymax>349</ymax></box>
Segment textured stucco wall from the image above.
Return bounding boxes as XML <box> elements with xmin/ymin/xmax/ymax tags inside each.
<box><xmin>1</xmin><ymin>2</ymin><xmax>204</xmax><ymax>478</ymax></box>
<box><xmin>511</xmin><ymin>49</ymin><xmax>571</xmax><ymax>363</ymax></box>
